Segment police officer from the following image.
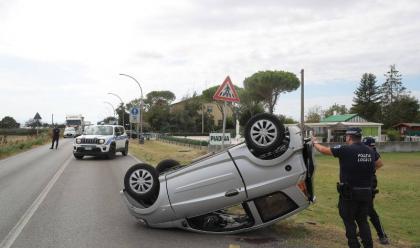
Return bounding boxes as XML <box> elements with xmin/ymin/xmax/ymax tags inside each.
<box><xmin>50</xmin><ymin>125</ymin><xmax>60</xmax><ymax>149</ymax></box>
<box><xmin>362</xmin><ymin>137</ymin><xmax>389</xmax><ymax>245</ymax></box>
<box><xmin>312</xmin><ymin>127</ymin><xmax>383</xmax><ymax>248</ymax></box>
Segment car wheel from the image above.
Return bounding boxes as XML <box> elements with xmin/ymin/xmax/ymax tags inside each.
<box><xmin>124</xmin><ymin>163</ymin><xmax>159</xmax><ymax>204</ymax></box>
<box><xmin>244</xmin><ymin>113</ymin><xmax>285</xmax><ymax>157</ymax></box>
<box><xmin>107</xmin><ymin>144</ymin><xmax>116</xmax><ymax>159</ymax></box>
<box><xmin>156</xmin><ymin>159</ymin><xmax>180</xmax><ymax>174</ymax></box>
<box><xmin>74</xmin><ymin>154</ymin><xmax>84</xmax><ymax>160</ymax></box>
<box><xmin>122</xmin><ymin>142</ymin><xmax>128</xmax><ymax>156</ymax></box>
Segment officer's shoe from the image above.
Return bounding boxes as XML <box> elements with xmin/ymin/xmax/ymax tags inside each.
<box><xmin>379</xmin><ymin>235</ymin><xmax>390</xmax><ymax>245</ymax></box>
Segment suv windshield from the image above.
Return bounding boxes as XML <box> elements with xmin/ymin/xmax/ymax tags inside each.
<box><xmin>65</xmin><ymin>127</ymin><xmax>75</xmax><ymax>131</ymax></box>
<box><xmin>84</xmin><ymin>126</ymin><xmax>113</xmax><ymax>135</ymax></box>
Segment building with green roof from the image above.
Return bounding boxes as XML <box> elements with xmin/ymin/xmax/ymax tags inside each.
<box><xmin>304</xmin><ymin>114</ymin><xmax>383</xmax><ymax>143</ymax></box>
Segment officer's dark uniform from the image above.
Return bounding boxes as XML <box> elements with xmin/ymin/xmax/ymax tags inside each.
<box><xmin>331</xmin><ymin>128</ymin><xmax>377</xmax><ymax>248</ymax></box>
<box><xmin>50</xmin><ymin>127</ymin><xmax>60</xmax><ymax>149</ymax></box>
<box><xmin>362</xmin><ymin>137</ymin><xmax>389</xmax><ymax>245</ymax></box>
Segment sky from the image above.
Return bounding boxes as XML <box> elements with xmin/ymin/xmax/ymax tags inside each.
<box><xmin>1</xmin><ymin>0</ymin><xmax>420</xmax><ymax>125</ymax></box>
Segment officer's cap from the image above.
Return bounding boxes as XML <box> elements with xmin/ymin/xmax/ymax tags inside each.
<box><xmin>345</xmin><ymin>127</ymin><xmax>362</xmax><ymax>137</ymax></box>
<box><xmin>362</xmin><ymin>136</ymin><xmax>376</xmax><ymax>147</ymax></box>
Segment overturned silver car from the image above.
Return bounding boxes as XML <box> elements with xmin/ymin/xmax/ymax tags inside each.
<box><xmin>121</xmin><ymin>113</ymin><xmax>316</xmax><ymax>234</ymax></box>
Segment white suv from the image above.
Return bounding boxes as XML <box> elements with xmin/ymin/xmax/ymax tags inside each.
<box><xmin>73</xmin><ymin>125</ymin><xmax>129</xmax><ymax>160</ymax></box>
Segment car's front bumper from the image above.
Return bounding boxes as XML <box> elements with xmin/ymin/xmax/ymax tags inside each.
<box><xmin>73</xmin><ymin>145</ymin><xmax>110</xmax><ymax>156</ymax></box>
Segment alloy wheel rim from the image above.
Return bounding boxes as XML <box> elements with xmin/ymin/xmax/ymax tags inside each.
<box><xmin>250</xmin><ymin>119</ymin><xmax>277</xmax><ymax>147</ymax></box>
<box><xmin>129</xmin><ymin>169</ymin><xmax>153</xmax><ymax>194</ymax></box>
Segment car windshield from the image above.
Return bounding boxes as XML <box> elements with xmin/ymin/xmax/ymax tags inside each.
<box><xmin>65</xmin><ymin>127</ymin><xmax>75</xmax><ymax>131</ymax></box>
<box><xmin>84</xmin><ymin>126</ymin><xmax>113</xmax><ymax>135</ymax></box>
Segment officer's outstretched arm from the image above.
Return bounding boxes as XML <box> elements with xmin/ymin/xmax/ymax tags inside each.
<box><xmin>375</xmin><ymin>158</ymin><xmax>384</xmax><ymax>170</ymax></box>
<box><xmin>313</xmin><ymin>143</ymin><xmax>333</xmax><ymax>156</ymax></box>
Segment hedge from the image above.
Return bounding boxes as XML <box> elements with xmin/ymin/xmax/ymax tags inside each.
<box><xmin>159</xmin><ymin>135</ymin><xmax>209</xmax><ymax>146</ymax></box>
<box><xmin>0</xmin><ymin>128</ymin><xmax>49</xmax><ymax>136</ymax></box>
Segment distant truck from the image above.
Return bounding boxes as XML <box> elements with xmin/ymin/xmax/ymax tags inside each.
<box><xmin>65</xmin><ymin>115</ymin><xmax>85</xmax><ymax>137</ymax></box>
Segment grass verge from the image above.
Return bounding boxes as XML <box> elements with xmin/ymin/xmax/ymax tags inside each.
<box><xmin>129</xmin><ymin>140</ymin><xmax>420</xmax><ymax>247</ymax></box>
<box><xmin>128</xmin><ymin>139</ymin><xmax>208</xmax><ymax>166</ymax></box>
<box><xmin>0</xmin><ymin>133</ymin><xmax>51</xmax><ymax>160</ymax></box>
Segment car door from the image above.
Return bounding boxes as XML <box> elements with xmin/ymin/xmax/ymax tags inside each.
<box><xmin>116</xmin><ymin>127</ymin><xmax>126</xmax><ymax>148</ymax></box>
<box><xmin>165</xmin><ymin>152</ymin><xmax>246</xmax><ymax>218</ymax></box>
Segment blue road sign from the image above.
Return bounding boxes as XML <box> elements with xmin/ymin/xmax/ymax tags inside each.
<box><xmin>131</xmin><ymin>108</ymin><xmax>139</xmax><ymax>115</ymax></box>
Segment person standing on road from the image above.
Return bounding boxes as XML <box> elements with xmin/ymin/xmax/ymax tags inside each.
<box><xmin>312</xmin><ymin>127</ymin><xmax>383</xmax><ymax>248</ymax></box>
<box><xmin>362</xmin><ymin>137</ymin><xmax>389</xmax><ymax>245</ymax></box>
<box><xmin>50</xmin><ymin>125</ymin><xmax>60</xmax><ymax>149</ymax></box>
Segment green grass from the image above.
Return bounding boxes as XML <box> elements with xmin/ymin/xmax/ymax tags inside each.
<box><xmin>129</xmin><ymin>141</ymin><xmax>420</xmax><ymax>247</ymax></box>
<box><xmin>291</xmin><ymin>152</ymin><xmax>420</xmax><ymax>248</ymax></box>
<box><xmin>129</xmin><ymin>140</ymin><xmax>208</xmax><ymax>166</ymax></box>
<box><xmin>0</xmin><ymin>133</ymin><xmax>50</xmax><ymax>159</ymax></box>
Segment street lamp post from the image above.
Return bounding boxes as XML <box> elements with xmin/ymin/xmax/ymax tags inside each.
<box><xmin>103</xmin><ymin>101</ymin><xmax>116</xmax><ymax>120</ymax></box>
<box><xmin>119</xmin><ymin>73</ymin><xmax>144</xmax><ymax>141</ymax></box>
<box><xmin>108</xmin><ymin>92</ymin><xmax>125</xmax><ymax>128</ymax></box>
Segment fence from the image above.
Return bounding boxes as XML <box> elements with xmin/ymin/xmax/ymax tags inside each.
<box><xmin>317</xmin><ymin>141</ymin><xmax>420</xmax><ymax>153</ymax></box>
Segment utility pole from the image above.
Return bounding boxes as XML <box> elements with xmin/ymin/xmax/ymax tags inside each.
<box><xmin>300</xmin><ymin>69</ymin><xmax>305</xmax><ymax>142</ymax></box>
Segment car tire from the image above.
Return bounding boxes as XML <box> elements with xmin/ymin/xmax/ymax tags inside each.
<box><xmin>124</xmin><ymin>163</ymin><xmax>159</xmax><ymax>204</ymax></box>
<box><xmin>122</xmin><ymin>142</ymin><xmax>128</xmax><ymax>156</ymax></box>
<box><xmin>156</xmin><ymin>159</ymin><xmax>180</xmax><ymax>174</ymax></box>
<box><xmin>74</xmin><ymin>154</ymin><xmax>84</xmax><ymax>160</ymax></box>
<box><xmin>107</xmin><ymin>144</ymin><xmax>116</xmax><ymax>159</ymax></box>
<box><xmin>244</xmin><ymin>113</ymin><xmax>285</xmax><ymax>157</ymax></box>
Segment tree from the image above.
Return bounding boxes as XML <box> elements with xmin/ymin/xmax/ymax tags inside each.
<box><xmin>0</xmin><ymin>116</ymin><xmax>20</xmax><ymax>128</ymax></box>
<box><xmin>278</xmin><ymin>114</ymin><xmax>298</xmax><ymax>124</ymax></box>
<box><xmin>170</xmin><ymin>92</ymin><xmax>202</xmax><ymax>133</ymax></box>
<box><xmin>244</xmin><ymin>70</ymin><xmax>300</xmax><ymax>114</ymax></box>
<box><xmin>381</xmin><ymin>65</ymin><xmax>405</xmax><ymax>106</ymax></box>
<box><xmin>305</xmin><ymin>105</ymin><xmax>323</xmax><ymax>123</ymax></box>
<box><xmin>115</xmin><ymin>104</ymin><xmax>129</xmax><ymax>128</ymax></box>
<box><xmin>144</xmin><ymin>91</ymin><xmax>176</xmax><ymax>110</ymax></box>
<box><xmin>25</xmin><ymin>118</ymin><xmax>41</xmax><ymax>128</ymax></box>
<box><xmin>324</xmin><ymin>103</ymin><xmax>349</xmax><ymax>117</ymax></box>
<box><xmin>202</xmin><ymin>85</ymin><xmax>242</xmax><ymax>123</ymax></box>
<box><xmin>142</xmin><ymin>91</ymin><xmax>176</xmax><ymax>132</ymax></box>
<box><xmin>351</xmin><ymin>73</ymin><xmax>381</xmax><ymax>122</ymax></box>
<box><xmin>383</xmin><ymin>95</ymin><xmax>419</xmax><ymax>128</ymax></box>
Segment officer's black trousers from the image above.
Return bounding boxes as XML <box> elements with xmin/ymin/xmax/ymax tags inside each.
<box><xmin>368</xmin><ymin>197</ymin><xmax>386</xmax><ymax>238</ymax></box>
<box><xmin>51</xmin><ymin>138</ymin><xmax>59</xmax><ymax>149</ymax></box>
<box><xmin>338</xmin><ymin>197</ymin><xmax>373</xmax><ymax>248</ymax></box>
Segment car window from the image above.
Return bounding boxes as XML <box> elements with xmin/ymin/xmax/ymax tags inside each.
<box><xmin>84</xmin><ymin>126</ymin><xmax>113</xmax><ymax>135</ymax></box>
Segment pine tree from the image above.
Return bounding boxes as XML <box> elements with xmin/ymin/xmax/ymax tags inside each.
<box><xmin>350</xmin><ymin>73</ymin><xmax>381</xmax><ymax>122</ymax></box>
<box><xmin>381</xmin><ymin>64</ymin><xmax>405</xmax><ymax>106</ymax></box>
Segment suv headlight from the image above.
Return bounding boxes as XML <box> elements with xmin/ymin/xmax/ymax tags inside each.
<box><xmin>98</xmin><ymin>139</ymin><xmax>105</xmax><ymax>144</ymax></box>
<box><xmin>76</xmin><ymin>138</ymin><xmax>81</xmax><ymax>144</ymax></box>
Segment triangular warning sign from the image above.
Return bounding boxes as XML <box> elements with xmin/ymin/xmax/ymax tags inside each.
<box><xmin>213</xmin><ymin>76</ymin><xmax>240</xmax><ymax>102</ymax></box>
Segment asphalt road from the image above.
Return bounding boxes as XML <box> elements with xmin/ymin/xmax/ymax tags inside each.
<box><xmin>0</xmin><ymin>139</ymin><xmax>305</xmax><ymax>248</ymax></box>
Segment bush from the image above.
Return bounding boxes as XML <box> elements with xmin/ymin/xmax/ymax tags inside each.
<box><xmin>386</xmin><ymin>129</ymin><xmax>401</xmax><ymax>141</ymax></box>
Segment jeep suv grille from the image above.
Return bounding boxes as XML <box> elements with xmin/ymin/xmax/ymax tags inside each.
<box><xmin>80</xmin><ymin>138</ymin><xmax>100</xmax><ymax>144</ymax></box>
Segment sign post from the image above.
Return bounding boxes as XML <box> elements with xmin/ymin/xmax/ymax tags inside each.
<box><xmin>130</xmin><ymin>107</ymin><xmax>141</xmax><ymax>141</ymax></box>
<box><xmin>213</xmin><ymin>76</ymin><xmax>240</xmax><ymax>150</ymax></box>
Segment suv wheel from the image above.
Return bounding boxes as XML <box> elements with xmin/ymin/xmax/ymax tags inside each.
<box><xmin>74</xmin><ymin>154</ymin><xmax>84</xmax><ymax>160</ymax></box>
<box><xmin>124</xmin><ymin>163</ymin><xmax>159</xmax><ymax>204</ymax></box>
<box><xmin>122</xmin><ymin>142</ymin><xmax>128</xmax><ymax>156</ymax></box>
<box><xmin>107</xmin><ymin>144</ymin><xmax>116</xmax><ymax>159</ymax></box>
<box><xmin>244</xmin><ymin>113</ymin><xmax>285</xmax><ymax>157</ymax></box>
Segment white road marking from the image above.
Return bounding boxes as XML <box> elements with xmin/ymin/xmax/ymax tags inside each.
<box><xmin>0</xmin><ymin>155</ymin><xmax>73</xmax><ymax>248</ymax></box>
<box><xmin>128</xmin><ymin>153</ymin><xmax>142</xmax><ymax>163</ymax></box>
